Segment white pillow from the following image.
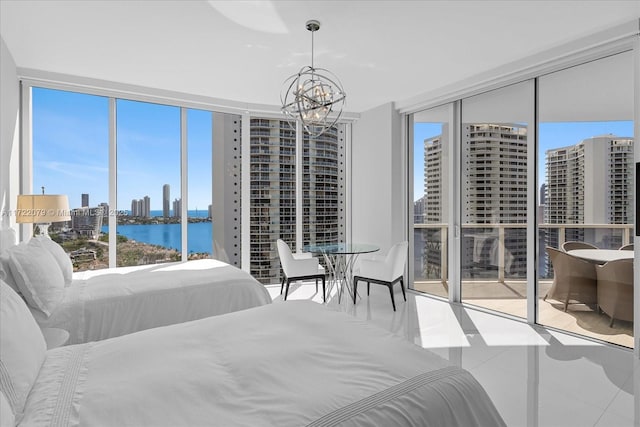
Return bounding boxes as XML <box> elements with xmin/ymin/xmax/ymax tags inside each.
<box><xmin>0</xmin><ymin>279</ymin><xmax>47</xmax><ymax>418</ymax></box>
<box><xmin>0</xmin><ymin>251</ymin><xmax>21</xmax><ymax>296</ymax></box>
<box><xmin>0</xmin><ymin>228</ymin><xmax>17</xmax><ymax>251</ymax></box>
<box><xmin>8</xmin><ymin>241</ymin><xmax>65</xmax><ymax>317</ymax></box>
<box><xmin>30</xmin><ymin>236</ymin><xmax>73</xmax><ymax>285</ymax></box>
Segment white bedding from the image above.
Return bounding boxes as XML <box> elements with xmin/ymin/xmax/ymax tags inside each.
<box><xmin>21</xmin><ymin>301</ymin><xmax>505</xmax><ymax>426</ymax></box>
<box><xmin>30</xmin><ymin>259</ymin><xmax>271</xmax><ymax>344</ymax></box>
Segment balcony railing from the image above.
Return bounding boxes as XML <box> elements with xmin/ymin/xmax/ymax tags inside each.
<box><xmin>414</xmin><ymin>223</ymin><xmax>633</xmax><ymax>283</ymax></box>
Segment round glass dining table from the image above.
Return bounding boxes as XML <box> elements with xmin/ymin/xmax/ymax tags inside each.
<box><xmin>304</xmin><ymin>243</ymin><xmax>380</xmax><ymax>303</ymax></box>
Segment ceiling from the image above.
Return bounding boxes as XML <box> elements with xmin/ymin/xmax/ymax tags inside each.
<box><xmin>1</xmin><ymin>1</ymin><xmax>639</xmax><ymax>113</ymax></box>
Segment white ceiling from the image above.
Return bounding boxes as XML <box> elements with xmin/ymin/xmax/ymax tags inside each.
<box><xmin>1</xmin><ymin>0</ymin><xmax>639</xmax><ymax>113</ymax></box>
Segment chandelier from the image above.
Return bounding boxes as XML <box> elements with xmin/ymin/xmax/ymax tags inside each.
<box><xmin>281</xmin><ymin>20</ymin><xmax>346</xmax><ymax>138</ymax></box>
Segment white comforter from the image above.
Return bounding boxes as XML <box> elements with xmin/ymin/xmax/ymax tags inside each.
<box><xmin>30</xmin><ymin>259</ymin><xmax>271</xmax><ymax>344</ymax></box>
<box><xmin>22</xmin><ymin>301</ymin><xmax>505</xmax><ymax>426</ymax></box>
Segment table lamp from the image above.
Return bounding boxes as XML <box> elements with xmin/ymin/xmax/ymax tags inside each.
<box><xmin>16</xmin><ymin>194</ymin><xmax>71</xmax><ymax>237</ymax></box>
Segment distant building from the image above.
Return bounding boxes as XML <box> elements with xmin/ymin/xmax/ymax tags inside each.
<box><xmin>424</xmin><ymin>123</ymin><xmax>528</xmax><ymax>278</ymax></box>
<box><xmin>131</xmin><ymin>196</ymin><xmax>151</xmax><ymax>218</ymax></box>
<box><xmin>71</xmin><ymin>206</ymin><xmax>103</xmax><ymax>239</ymax></box>
<box><xmin>98</xmin><ymin>202</ymin><xmax>109</xmax><ymax>219</ymax></box>
<box><xmin>545</xmin><ymin>135</ymin><xmax>634</xmax><ymax>250</ymax></box>
<box><xmin>163</xmin><ymin>184</ymin><xmax>170</xmax><ymax>219</ymax></box>
<box><xmin>81</xmin><ymin>193</ymin><xmax>89</xmax><ymax>207</ymax></box>
<box><xmin>143</xmin><ymin>196</ymin><xmax>150</xmax><ymax>218</ymax></box>
<box><xmin>413</xmin><ymin>196</ymin><xmax>426</xmax><ymax>224</ymax></box>
<box><xmin>173</xmin><ymin>198</ymin><xmax>182</xmax><ymax>218</ymax></box>
<box><xmin>208</xmin><ymin>204</ymin><xmax>213</xmax><ymax>219</ymax></box>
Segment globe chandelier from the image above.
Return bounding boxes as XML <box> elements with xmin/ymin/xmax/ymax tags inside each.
<box><xmin>281</xmin><ymin>20</ymin><xmax>346</xmax><ymax>138</ymax></box>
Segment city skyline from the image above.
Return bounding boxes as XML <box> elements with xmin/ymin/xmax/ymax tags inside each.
<box><xmin>413</xmin><ymin>120</ymin><xmax>634</xmax><ymax>202</ymax></box>
<box><xmin>32</xmin><ymin>88</ymin><xmax>212</xmax><ymax>211</ymax></box>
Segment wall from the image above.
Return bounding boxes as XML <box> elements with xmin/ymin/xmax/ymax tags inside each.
<box><xmin>0</xmin><ymin>36</ymin><xmax>19</xmax><ymax>238</ymax></box>
<box><xmin>351</xmin><ymin>102</ymin><xmax>403</xmax><ymax>252</ymax></box>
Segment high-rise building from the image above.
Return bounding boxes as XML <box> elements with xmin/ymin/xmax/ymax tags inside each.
<box><xmin>246</xmin><ymin>118</ymin><xmax>344</xmax><ymax>283</ymax></box>
<box><xmin>424</xmin><ymin>130</ymin><xmax>449</xmax><ymax>224</ymax></box>
<box><xmin>81</xmin><ymin>193</ymin><xmax>89</xmax><ymax>207</ymax></box>
<box><xmin>545</xmin><ymin>135</ymin><xmax>634</xmax><ymax>250</ymax></box>
<box><xmin>209</xmin><ymin>114</ymin><xmax>344</xmax><ymax>281</ymax></box>
<box><xmin>131</xmin><ymin>199</ymin><xmax>141</xmax><ymax>217</ymax></box>
<box><xmin>71</xmin><ymin>205</ymin><xmax>103</xmax><ymax>239</ymax></box>
<box><xmin>143</xmin><ymin>196</ymin><xmax>151</xmax><ymax>218</ymax></box>
<box><xmin>163</xmin><ymin>184</ymin><xmax>170</xmax><ymax>219</ymax></box>
<box><xmin>130</xmin><ymin>196</ymin><xmax>151</xmax><ymax>218</ymax></box>
<box><xmin>173</xmin><ymin>198</ymin><xmax>182</xmax><ymax>218</ymax></box>
<box><xmin>424</xmin><ymin>123</ymin><xmax>528</xmax><ymax>277</ymax></box>
<box><xmin>208</xmin><ymin>204</ymin><xmax>213</xmax><ymax>219</ymax></box>
<box><xmin>98</xmin><ymin>202</ymin><xmax>109</xmax><ymax>219</ymax></box>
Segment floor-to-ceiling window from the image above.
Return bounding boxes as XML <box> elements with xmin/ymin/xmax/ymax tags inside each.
<box><xmin>31</xmin><ymin>87</ymin><xmax>109</xmax><ymax>270</ymax></box>
<box><xmin>460</xmin><ymin>81</ymin><xmax>534</xmax><ymax>318</ymax></box>
<box><xmin>407</xmin><ymin>48</ymin><xmax>635</xmax><ymax>348</ymax></box>
<box><xmin>537</xmin><ymin>51</ymin><xmax>634</xmax><ymax>348</ymax></box>
<box><xmin>186</xmin><ymin>109</ymin><xmax>213</xmax><ymax>258</ymax></box>
<box><xmin>115</xmin><ymin>100</ymin><xmax>181</xmax><ymax>266</ymax></box>
<box><xmin>29</xmin><ymin>85</ymin><xmax>347</xmax><ymax>285</ymax></box>
<box><xmin>410</xmin><ymin>104</ymin><xmax>451</xmax><ymax>298</ymax></box>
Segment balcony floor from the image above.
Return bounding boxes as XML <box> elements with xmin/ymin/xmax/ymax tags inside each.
<box><xmin>265</xmin><ymin>280</ymin><xmax>637</xmax><ymax>427</ymax></box>
<box><xmin>414</xmin><ymin>279</ymin><xmax>634</xmax><ymax>349</ymax></box>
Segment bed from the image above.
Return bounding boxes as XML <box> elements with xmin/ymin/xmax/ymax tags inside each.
<box><xmin>1</xmin><ymin>279</ymin><xmax>506</xmax><ymax>427</ymax></box>
<box><xmin>0</xmin><ymin>232</ymin><xmax>271</xmax><ymax>344</ymax></box>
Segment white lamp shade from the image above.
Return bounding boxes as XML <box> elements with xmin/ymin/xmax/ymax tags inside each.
<box><xmin>16</xmin><ymin>195</ymin><xmax>71</xmax><ymax>223</ymax></box>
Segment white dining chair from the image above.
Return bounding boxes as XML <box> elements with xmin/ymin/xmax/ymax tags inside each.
<box><xmin>276</xmin><ymin>239</ymin><xmax>326</xmax><ymax>302</ymax></box>
<box><xmin>353</xmin><ymin>241</ymin><xmax>408</xmax><ymax>311</ymax></box>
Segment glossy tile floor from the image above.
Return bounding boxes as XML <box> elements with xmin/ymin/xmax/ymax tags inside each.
<box><xmin>266</xmin><ymin>281</ymin><xmax>639</xmax><ymax>427</ymax></box>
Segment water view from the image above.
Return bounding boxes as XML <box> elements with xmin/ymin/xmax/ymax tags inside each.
<box><xmin>102</xmin><ymin>210</ymin><xmax>213</xmax><ymax>254</ymax></box>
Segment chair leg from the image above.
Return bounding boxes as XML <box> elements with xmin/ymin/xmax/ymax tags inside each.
<box><xmin>321</xmin><ymin>277</ymin><xmax>326</xmax><ymax>303</ymax></box>
<box><xmin>388</xmin><ymin>283</ymin><xmax>396</xmax><ymax>311</ymax></box>
<box><xmin>280</xmin><ymin>277</ymin><xmax>285</xmax><ymax>295</ymax></box>
<box><xmin>284</xmin><ymin>279</ymin><xmax>291</xmax><ymax>301</ymax></box>
<box><xmin>367</xmin><ymin>282</ymin><xmax>370</xmax><ymax>296</ymax></box>
<box><xmin>353</xmin><ymin>277</ymin><xmax>358</xmax><ymax>304</ymax></box>
<box><xmin>400</xmin><ymin>277</ymin><xmax>406</xmax><ymax>301</ymax></box>
<box><xmin>315</xmin><ymin>278</ymin><xmax>318</xmax><ymax>292</ymax></box>
<box><xmin>609</xmin><ymin>316</ymin><xmax>615</xmax><ymax>328</ymax></box>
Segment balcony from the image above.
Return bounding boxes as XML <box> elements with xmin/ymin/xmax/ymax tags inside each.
<box><xmin>412</xmin><ymin>222</ymin><xmax>634</xmax><ymax>348</ymax></box>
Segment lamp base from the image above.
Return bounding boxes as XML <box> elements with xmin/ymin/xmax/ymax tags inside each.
<box><xmin>35</xmin><ymin>223</ymin><xmax>52</xmax><ymax>237</ymax></box>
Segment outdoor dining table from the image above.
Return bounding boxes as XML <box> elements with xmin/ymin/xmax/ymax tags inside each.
<box><xmin>567</xmin><ymin>249</ymin><xmax>634</xmax><ymax>264</ymax></box>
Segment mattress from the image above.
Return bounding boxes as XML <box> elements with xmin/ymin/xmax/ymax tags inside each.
<box><xmin>21</xmin><ymin>301</ymin><xmax>505</xmax><ymax>426</ymax></box>
<box><xmin>30</xmin><ymin>259</ymin><xmax>272</xmax><ymax>344</ymax></box>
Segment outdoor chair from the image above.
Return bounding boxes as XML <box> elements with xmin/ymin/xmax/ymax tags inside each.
<box><xmin>562</xmin><ymin>241</ymin><xmax>598</xmax><ymax>252</ymax></box>
<box><xmin>544</xmin><ymin>247</ymin><xmax>597</xmax><ymax>312</ymax></box>
<box><xmin>595</xmin><ymin>258</ymin><xmax>633</xmax><ymax>327</ymax></box>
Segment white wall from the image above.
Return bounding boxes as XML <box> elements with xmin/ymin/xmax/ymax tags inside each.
<box><xmin>351</xmin><ymin>102</ymin><xmax>404</xmax><ymax>252</ymax></box>
<box><xmin>0</xmin><ymin>36</ymin><xmax>19</xmax><ymax>238</ymax></box>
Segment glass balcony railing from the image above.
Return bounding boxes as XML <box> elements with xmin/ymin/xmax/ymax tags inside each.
<box><xmin>413</xmin><ymin>223</ymin><xmax>633</xmax><ymax>284</ymax></box>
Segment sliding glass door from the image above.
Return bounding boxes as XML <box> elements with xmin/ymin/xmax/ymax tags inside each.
<box><xmin>537</xmin><ymin>51</ymin><xmax>634</xmax><ymax>347</ymax></box>
<box><xmin>460</xmin><ymin>81</ymin><xmax>534</xmax><ymax>318</ymax></box>
<box><xmin>411</xmin><ymin>104</ymin><xmax>452</xmax><ymax>298</ymax></box>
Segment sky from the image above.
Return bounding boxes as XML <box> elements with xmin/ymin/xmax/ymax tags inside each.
<box><xmin>32</xmin><ymin>87</ymin><xmax>212</xmax><ymax>211</ymax></box>
<box><xmin>32</xmin><ymin>87</ymin><xmax>634</xmax><ymax>209</ymax></box>
<box><xmin>413</xmin><ymin>121</ymin><xmax>634</xmax><ymax>202</ymax></box>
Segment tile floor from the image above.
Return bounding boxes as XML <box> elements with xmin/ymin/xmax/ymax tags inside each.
<box><xmin>265</xmin><ymin>281</ymin><xmax>639</xmax><ymax>427</ymax></box>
